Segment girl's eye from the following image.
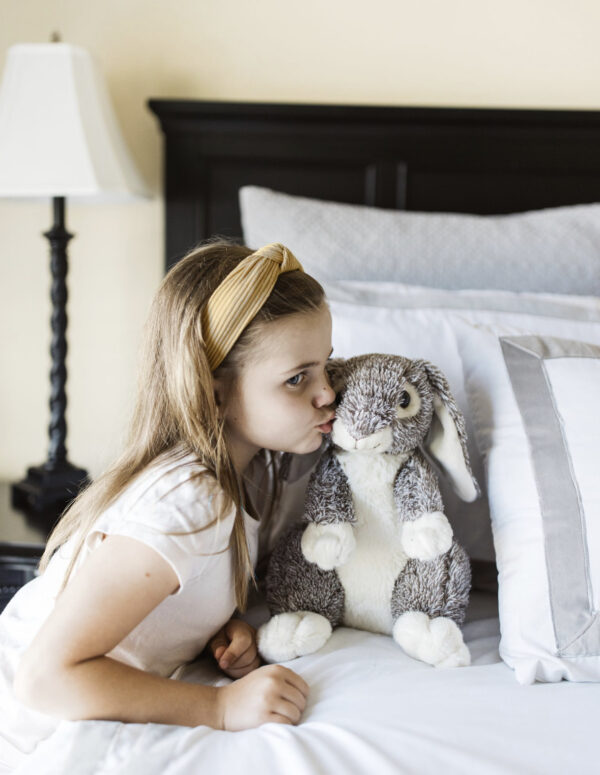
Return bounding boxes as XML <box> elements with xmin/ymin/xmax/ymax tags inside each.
<box><xmin>286</xmin><ymin>372</ymin><xmax>306</xmax><ymax>387</ymax></box>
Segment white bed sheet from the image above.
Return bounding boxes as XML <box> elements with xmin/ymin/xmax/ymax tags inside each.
<box><xmin>13</xmin><ymin>593</ymin><xmax>598</xmax><ymax>775</ymax></box>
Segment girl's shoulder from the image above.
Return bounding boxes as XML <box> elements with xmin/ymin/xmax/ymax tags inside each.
<box><xmin>98</xmin><ymin>450</ymin><xmax>223</xmax><ymax>536</ymax></box>
<box><xmin>133</xmin><ymin>449</ymin><xmax>212</xmax><ymax>503</ymax></box>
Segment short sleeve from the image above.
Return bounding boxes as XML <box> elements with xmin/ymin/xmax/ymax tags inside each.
<box><xmin>85</xmin><ymin>461</ymin><xmax>235</xmax><ymax>590</ymax></box>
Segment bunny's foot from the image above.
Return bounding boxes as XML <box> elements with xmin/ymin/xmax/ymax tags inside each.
<box><xmin>257</xmin><ymin>611</ymin><xmax>333</xmax><ymax>663</ymax></box>
<box><xmin>392</xmin><ymin>611</ymin><xmax>470</xmax><ymax>668</ymax></box>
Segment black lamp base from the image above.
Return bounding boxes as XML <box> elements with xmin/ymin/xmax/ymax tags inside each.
<box><xmin>12</xmin><ymin>462</ymin><xmax>89</xmax><ymax>529</ymax></box>
<box><xmin>11</xmin><ymin>197</ymin><xmax>90</xmax><ymax>533</ymax></box>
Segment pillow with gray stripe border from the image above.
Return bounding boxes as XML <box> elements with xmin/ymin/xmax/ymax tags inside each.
<box><xmin>457</xmin><ymin>322</ymin><xmax>600</xmax><ymax>683</ymax></box>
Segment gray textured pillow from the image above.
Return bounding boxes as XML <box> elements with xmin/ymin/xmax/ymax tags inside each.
<box><xmin>240</xmin><ymin>186</ymin><xmax>600</xmax><ymax>294</ymax></box>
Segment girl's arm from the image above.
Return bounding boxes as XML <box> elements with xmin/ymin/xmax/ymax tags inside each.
<box><xmin>14</xmin><ymin>535</ymin><xmax>308</xmax><ymax>730</ymax></box>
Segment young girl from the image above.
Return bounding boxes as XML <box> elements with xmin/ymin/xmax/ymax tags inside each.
<box><xmin>0</xmin><ymin>241</ymin><xmax>336</xmax><ymax>769</ymax></box>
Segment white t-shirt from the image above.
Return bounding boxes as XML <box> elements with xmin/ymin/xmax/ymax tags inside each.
<box><xmin>0</xmin><ymin>451</ymin><xmax>260</xmax><ymax>771</ymax></box>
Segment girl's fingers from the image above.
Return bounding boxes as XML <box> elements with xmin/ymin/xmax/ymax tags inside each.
<box><xmin>213</xmin><ymin>645</ymin><xmax>227</xmax><ymax>662</ymax></box>
<box><xmin>268</xmin><ymin>714</ymin><xmax>294</xmax><ymax>726</ymax></box>
<box><xmin>213</xmin><ymin>619</ymin><xmax>256</xmax><ymax>663</ymax></box>
<box><xmin>280</xmin><ymin>667</ymin><xmax>310</xmax><ymax>698</ymax></box>
<box><xmin>223</xmin><ymin>656</ymin><xmax>261</xmax><ymax>679</ymax></box>
<box><xmin>270</xmin><ymin>698</ymin><xmax>303</xmax><ymax>725</ymax></box>
<box><xmin>225</xmin><ymin>620</ymin><xmax>255</xmax><ymax>647</ymax></box>
<box><xmin>209</xmin><ymin>628</ymin><xmax>228</xmax><ymax>657</ymax></box>
<box><xmin>220</xmin><ymin>634</ymin><xmax>256</xmax><ymax>668</ymax></box>
<box><xmin>280</xmin><ymin>682</ymin><xmax>308</xmax><ymax>712</ymax></box>
<box><xmin>223</xmin><ymin>641</ymin><xmax>257</xmax><ymax>668</ymax></box>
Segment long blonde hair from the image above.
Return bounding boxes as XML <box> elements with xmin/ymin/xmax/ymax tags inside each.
<box><xmin>40</xmin><ymin>240</ymin><xmax>325</xmax><ymax>609</ymax></box>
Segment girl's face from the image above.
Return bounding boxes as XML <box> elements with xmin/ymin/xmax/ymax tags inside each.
<box><xmin>217</xmin><ymin>304</ymin><xmax>336</xmax><ymax>474</ymax></box>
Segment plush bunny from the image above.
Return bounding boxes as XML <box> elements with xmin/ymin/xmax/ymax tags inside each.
<box><xmin>257</xmin><ymin>353</ymin><xmax>480</xmax><ymax>668</ymax></box>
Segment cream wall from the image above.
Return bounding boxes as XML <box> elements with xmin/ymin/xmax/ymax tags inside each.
<box><xmin>1</xmin><ymin>0</ymin><xmax>599</xmax><ymax>480</ymax></box>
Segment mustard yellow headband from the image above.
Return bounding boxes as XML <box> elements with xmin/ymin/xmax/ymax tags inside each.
<box><xmin>202</xmin><ymin>242</ymin><xmax>304</xmax><ymax>370</ymax></box>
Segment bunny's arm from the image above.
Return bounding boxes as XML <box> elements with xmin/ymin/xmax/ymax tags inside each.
<box><xmin>304</xmin><ymin>450</ymin><xmax>355</xmax><ymax>525</ymax></box>
<box><xmin>393</xmin><ymin>451</ymin><xmax>453</xmax><ymax>562</ymax></box>
<box><xmin>301</xmin><ymin>450</ymin><xmax>357</xmax><ymax>571</ymax></box>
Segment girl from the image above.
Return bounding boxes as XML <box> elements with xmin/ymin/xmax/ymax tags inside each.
<box><xmin>0</xmin><ymin>241</ymin><xmax>336</xmax><ymax>769</ymax></box>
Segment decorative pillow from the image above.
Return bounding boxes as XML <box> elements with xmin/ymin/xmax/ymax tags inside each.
<box><xmin>239</xmin><ymin>186</ymin><xmax>600</xmax><ymax>294</ymax></box>
<box><xmin>325</xmin><ymin>280</ymin><xmax>600</xmax><ymax>563</ymax></box>
<box><xmin>456</xmin><ymin>320</ymin><xmax>600</xmax><ymax>683</ymax></box>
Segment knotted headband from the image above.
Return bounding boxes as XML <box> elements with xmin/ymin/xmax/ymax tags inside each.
<box><xmin>202</xmin><ymin>242</ymin><xmax>304</xmax><ymax>370</ymax></box>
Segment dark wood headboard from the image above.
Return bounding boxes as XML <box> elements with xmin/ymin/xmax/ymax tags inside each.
<box><xmin>148</xmin><ymin>100</ymin><xmax>600</xmax><ymax>271</ymax></box>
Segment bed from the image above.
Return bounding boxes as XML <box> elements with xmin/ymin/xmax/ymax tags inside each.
<box><xmin>15</xmin><ymin>101</ymin><xmax>600</xmax><ymax>774</ymax></box>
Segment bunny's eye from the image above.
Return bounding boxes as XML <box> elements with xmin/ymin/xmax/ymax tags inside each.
<box><xmin>396</xmin><ymin>384</ymin><xmax>421</xmax><ymax>419</ymax></box>
<box><xmin>399</xmin><ymin>390</ymin><xmax>411</xmax><ymax>408</ymax></box>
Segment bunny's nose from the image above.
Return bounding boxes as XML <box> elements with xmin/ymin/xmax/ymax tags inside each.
<box><xmin>356</xmin><ymin>427</ymin><xmax>392</xmax><ymax>451</ymax></box>
<box><xmin>331</xmin><ymin>419</ymin><xmax>393</xmax><ymax>452</ymax></box>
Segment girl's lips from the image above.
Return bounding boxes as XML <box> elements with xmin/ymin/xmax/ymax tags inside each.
<box><xmin>317</xmin><ymin>417</ymin><xmax>335</xmax><ymax>433</ymax></box>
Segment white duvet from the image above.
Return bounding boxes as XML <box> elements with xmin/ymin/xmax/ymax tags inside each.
<box><xmin>13</xmin><ymin>593</ymin><xmax>598</xmax><ymax>775</ymax></box>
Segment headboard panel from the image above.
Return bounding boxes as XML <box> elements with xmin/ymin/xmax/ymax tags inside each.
<box><xmin>148</xmin><ymin>100</ymin><xmax>600</xmax><ymax>270</ymax></box>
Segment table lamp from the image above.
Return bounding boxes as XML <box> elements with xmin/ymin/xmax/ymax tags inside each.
<box><xmin>0</xmin><ymin>40</ymin><xmax>149</xmax><ymax>526</ymax></box>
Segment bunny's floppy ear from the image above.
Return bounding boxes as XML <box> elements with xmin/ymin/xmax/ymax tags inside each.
<box><xmin>416</xmin><ymin>360</ymin><xmax>480</xmax><ymax>503</ymax></box>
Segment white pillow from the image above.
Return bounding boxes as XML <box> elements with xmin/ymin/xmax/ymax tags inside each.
<box><xmin>327</xmin><ymin>280</ymin><xmax>600</xmax><ymax>322</ymax></box>
<box><xmin>240</xmin><ymin>186</ymin><xmax>600</xmax><ymax>294</ymax></box>
<box><xmin>456</xmin><ymin>320</ymin><xmax>600</xmax><ymax>683</ymax></box>
<box><xmin>326</xmin><ymin>280</ymin><xmax>600</xmax><ymax>563</ymax></box>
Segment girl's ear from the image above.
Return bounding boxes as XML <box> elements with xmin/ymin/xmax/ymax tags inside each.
<box><xmin>212</xmin><ymin>377</ymin><xmax>225</xmax><ymax>409</ymax></box>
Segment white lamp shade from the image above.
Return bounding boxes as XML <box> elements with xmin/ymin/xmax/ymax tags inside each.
<box><xmin>0</xmin><ymin>43</ymin><xmax>149</xmax><ymax>200</ymax></box>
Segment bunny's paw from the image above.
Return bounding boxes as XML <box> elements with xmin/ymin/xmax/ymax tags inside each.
<box><xmin>393</xmin><ymin>611</ymin><xmax>471</xmax><ymax>668</ymax></box>
<box><xmin>401</xmin><ymin>511</ymin><xmax>453</xmax><ymax>561</ymax></box>
<box><xmin>301</xmin><ymin>522</ymin><xmax>356</xmax><ymax>570</ymax></box>
<box><xmin>257</xmin><ymin>612</ymin><xmax>333</xmax><ymax>662</ymax></box>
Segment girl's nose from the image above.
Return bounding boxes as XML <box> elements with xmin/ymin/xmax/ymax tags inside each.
<box><xmin>313</xmin><ymin>381</ymin><xmax>336</xmax><ymax>408</ymax></box>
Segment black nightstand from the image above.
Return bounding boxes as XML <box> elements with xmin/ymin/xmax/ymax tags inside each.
<box><xmin>0</xmin><ymin>482</ymin><xmax>49</xmax><ymax>613</ymax></box>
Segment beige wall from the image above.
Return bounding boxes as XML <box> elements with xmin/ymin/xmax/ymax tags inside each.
<box><xmin>1</xmin><ymin>0</ymin><xmax>599</xmax><ymax>479</ymax></box>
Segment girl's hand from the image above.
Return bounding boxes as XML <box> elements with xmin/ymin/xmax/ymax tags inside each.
<box><xmin>209</xmin><ymin>618</ymin><xmax>260</xmax><ymax>679</ymax></box>
<box><xmin>216</xmin><ymin>664</ymin><xmax>309</xmax><ymax>731</ymax></box>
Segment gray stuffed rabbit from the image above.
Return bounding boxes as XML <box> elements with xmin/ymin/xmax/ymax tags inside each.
<box><xmin>257</xmin><ymin>353</ymin><xmax>480</xmax><ymax>668</ymax></box>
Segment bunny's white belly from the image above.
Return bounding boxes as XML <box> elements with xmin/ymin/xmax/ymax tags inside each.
<box><xmin>336</xmin><ymin>451</ymin><xmax>409</xmax><ymax>635</ymax></box>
